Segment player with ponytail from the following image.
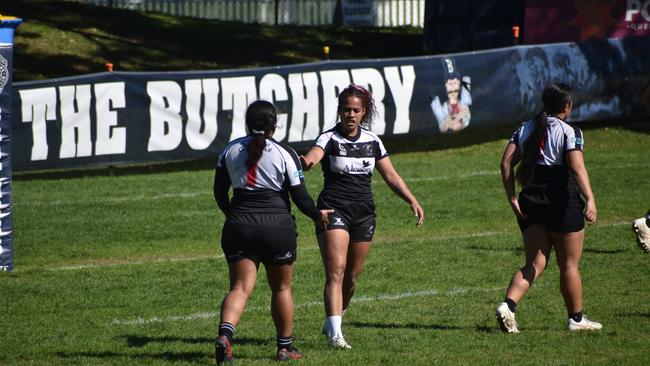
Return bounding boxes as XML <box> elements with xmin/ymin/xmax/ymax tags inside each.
<box><xmin>213</xmin><ymin>100</ymin><xmax>331</xmax><ymax>363</ymax></box>
<box><xmin>496</xmin><ymin>83</ymin><xmax>602</xmax><ymax>333</ymax></box>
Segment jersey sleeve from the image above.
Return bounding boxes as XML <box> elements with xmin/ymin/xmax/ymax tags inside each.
<box><xmin>566</xmin><ymin>127</ymin><xmax>584</xmax><ymax>151</ymax></box>
<box><xmin>213</xmin><ymin>153</ymin><xmax>232</xmax><ymax>217</ymax></box>
<box><xmin>375</xmin><ymin>135</ymin><xmax>389</xmax><ymax>161</ymax></box>
<box><xmin>314</xmin><ymin>131</ymin><xmax>332</xmax><ymax>151</ymax></box>
<box><xmin>282</xmin><ymin>145</ymin><xmax>306</xmax><ymax>187</ymax></box>
<box><xmin>509</xmin><ymin>126</ymin><xmax>522</xmax><ymax>148</ymax></box>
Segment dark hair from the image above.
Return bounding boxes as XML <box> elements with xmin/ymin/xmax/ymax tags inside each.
<box><xmin>245</xmin><ymin>100</ymin><xmax>277</xmax><ymax>168</ymax></box>
<box><xmin>337</xmin><ymin>84</ymin><xmax>377</xmax><ymax>130</ymax></box>
<box><xmin>516</xmin><ymin>83</ymin><xmax>573</xmax><ymax>187</ymax></box>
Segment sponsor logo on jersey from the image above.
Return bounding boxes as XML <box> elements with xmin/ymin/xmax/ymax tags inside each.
<box><xmin>344</xmin><ymin>164</ymin><xmax>372</xmax><ymax>173</ymax></box>
<box><xmin>294</xmin><ymin>170</ymin><xmax>304</xmax><ymax>179</ymax></box>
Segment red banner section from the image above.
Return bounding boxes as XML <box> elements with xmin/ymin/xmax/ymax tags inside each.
<box><xmin>525</xmin><ymin>0</ymin><xmax>650</xmax><ymax>44</ymax></box>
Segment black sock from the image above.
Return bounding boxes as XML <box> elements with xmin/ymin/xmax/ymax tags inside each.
<box><xmin>218</xmin><ymin>322</ymin><xmax>235</xmax><ymax>341</ymax></box>
<box><xmin>505</xmin><ymin>298</ymin><xmax>517</xmax><ymax>313</ymax></box>
<box><xmin>277</xmin><ymin>336</ymin><xmax>293</xmax><ymax>351</ymax></box>
<box><xmin>569</xmin><ymin>311</ymin><xmax>583</xmax><ymax>322</ymax></box>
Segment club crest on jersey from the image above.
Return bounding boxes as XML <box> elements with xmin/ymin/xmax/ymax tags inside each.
<box><xmin>338</xmin><ymin>143</ymin><xmax>347</xmax><ymax>156</ymax></box>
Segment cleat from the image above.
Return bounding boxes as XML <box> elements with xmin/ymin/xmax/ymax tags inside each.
<box><xmin>276</xmin><ymin>347</ymin><xmax>303</xmax><ymax>361</ymax></box>
<box><xmin>328</xmin><ymin>335</ymin><xmax>351</xmax><ymax>349</ymax></box>
<box><xmin>496</xmin><ymin>302</ymin><xmax>519</xmax><ymax>333</ymax></box>
<box><xmin>567</xmin><ymin>316</ymin><xmax>603</xmax><ymax>331</ymax></box>
<box><xmin>632</xmin><ymin>218</ymin><xmax>650</xmax><ymax>253</ymax></box>
<box><xmin>215</xmin><ymin>336</ymin><xmax>233</xmax><ymax>365</ymax></box>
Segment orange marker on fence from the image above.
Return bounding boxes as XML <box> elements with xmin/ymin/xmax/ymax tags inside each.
<box><xmin>512</xmin><ymin>26</ymin><xmax>520</xmax><ymax>45</ymax></box>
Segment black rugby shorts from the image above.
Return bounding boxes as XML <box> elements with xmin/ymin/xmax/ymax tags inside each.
<box><xmin>221</xmin><ymin>212</ymin><xmax>297</xmax><ymax>265</ymax></box>
<box><xmin>517</xmin><ymin>190</ymin><xmax>585</xmax><ymax>233</ymax></box>
<box><xmin>316</xmin><ymin>195</ymin><xmax>376</xmax><ymax>242</ymax></box>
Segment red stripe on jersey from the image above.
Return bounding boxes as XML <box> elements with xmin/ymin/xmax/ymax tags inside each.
<box><xmin>246</xmin><ymin>162</ymin><xmax>258</xmax><ymax>188</ymax></box>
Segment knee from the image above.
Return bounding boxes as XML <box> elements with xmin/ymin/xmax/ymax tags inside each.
<box><xmin>326</xmin><ymin>266</ymin><xmax>346</xmax><ymax>284</ymax></box>
<box><xmin>230</xmin><ymin>285</ymin><xmax>254</xmax><ymax>298</ymax></box>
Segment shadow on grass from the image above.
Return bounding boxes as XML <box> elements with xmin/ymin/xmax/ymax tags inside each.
<box><xmin>123</xmin><ymin>334</ymin><xmax>268</xmax><ymax>348</ymax></box>
<box><xmin>347</xmin><ymin>321</ymin><xmax>462</xmax><ymax>331</ymax></box>
<box><xmin>55</xmin><ymin>351</ymin><xmax>209</xmax><ymax>363</ymax></box>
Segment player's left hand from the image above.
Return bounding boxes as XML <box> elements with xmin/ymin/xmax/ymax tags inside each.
<box><xmin>412</xmin><ymin>202</ymin><xmax>425</xmax><ymax>226</ymax></box>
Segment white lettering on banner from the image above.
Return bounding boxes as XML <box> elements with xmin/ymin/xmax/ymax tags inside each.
<box><xmin>59</xmin><ymin>84</ymin><xmax>92</xmax><ymax>158</ymax></box>
<box><xmin>221</xmin><ymin>76</ymin><xmax>257</xmax><ymax>141</ymax></box>
<box><xmin>95</xmin><ymin>82</ymin><xmax>127</xmax><ymax>155</ymax></box>
<box><xmin>19</xmin><ymin>87</ymin><xmax>57</xmax><ymax>161</ymax></box>
<box><xmin>385</xmin><ymin>66</ymin><xmax>416</xmax><ymax>134</ymax></box>
<box><xmin>185</xmin><ymin>79</ymin><xmax>219</xmax><ymax>150</ymax></box>
<box><xmin>626</xmin><ymin>0</ymin><xmax>650</xmax><ymax>21</ymax></box>
<box><xmin>19</xmin><ymin>64</ymin><xmax>418</xmax><ymax>164</ymax></box>
<box><xmin>259</xmin><ymin>73</ymin><xmax>289</xmax><ymax>142</ymax></box>
<box><xmin>147</xmin><ymin>81</ymin><xmax>183</xmax><ymax>152</ymax></box>
<box><xmin>351</xmin><ymin>68</ymin><xmax>387</xmax><ymax>134</ymax></box>
<box><xmin>320</xmin><ymin>70</ymin><xmax>351</xmax><ymax>131</ymax></box>
<box><xmin>288</xmin><ymin>72</ymin><xmax>320</xmax><ymax>142</ymax></box>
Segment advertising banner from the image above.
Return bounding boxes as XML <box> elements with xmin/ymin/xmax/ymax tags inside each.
<box><xmin>525</xmin><ymin>0</ymin><xmax>650</xmax><ymax>44</ymax></box>
<box><xmin>0</xmin><ymin>40</ymin><xmax>15</xmax><ymax>271</ymax></box>
<box><xmin>12</xmin><ymin>36</ymin><xmax>650</xmax><ymax>172</ymax></box>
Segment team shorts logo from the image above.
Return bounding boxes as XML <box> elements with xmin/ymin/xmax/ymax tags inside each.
<box><xmin>332</xmin><ymin>217</ymin><xmax>345</xmax><ymax>226</ymax></box>
<box><xmin>0</xmin><ymin>54</ymin><xmax>8</xmax><ymax>94</ymax></box>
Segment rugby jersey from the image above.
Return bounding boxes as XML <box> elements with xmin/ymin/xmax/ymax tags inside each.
<box><xmin>510</xmin><ymin>115</ymin><xmax>584</xmax><ymax>191</ymax></box>
<box><xmin>314</xmin><ymin>125</ymin><xmax>389</xmax><ymax>201</ymax></box>
<box><xmin>214</xmin><ymin>136</ymin><xmax>319</xmax><ymax>219</ymax></box>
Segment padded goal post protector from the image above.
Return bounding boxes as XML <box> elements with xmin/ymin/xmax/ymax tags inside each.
<box><xmin>0</xmin><ymin>15</ymin><xmax>22</xmax><ymax>272</ymax></box>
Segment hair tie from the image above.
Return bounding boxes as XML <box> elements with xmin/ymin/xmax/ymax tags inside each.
<box><xmin>251</xmin><ymin>129</ymin><xmax>266</xmax><ymax>135</ymax></box>
<box><xmin>349</xmin><ymin>84</ymin><xmax>368</xmax><ymax>94</ymax></box>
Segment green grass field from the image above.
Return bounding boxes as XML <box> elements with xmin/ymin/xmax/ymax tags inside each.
<box><xmin>2</xmin><ymin>122</ymin><xmax>650</xmax><ymax>365</ymax></box>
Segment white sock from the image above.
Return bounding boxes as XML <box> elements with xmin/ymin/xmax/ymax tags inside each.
<box><xmin>326</xmin><ymin>315</ymin><xmax>342</xmax><ymax>338</ymax></box>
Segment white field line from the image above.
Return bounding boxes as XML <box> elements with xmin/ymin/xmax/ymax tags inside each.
<box><xmin>111</xmin><ymin>286</ymin><xmax>504</xmax><ymax>326</ymax></box>
<box><xmin>42</xmin><ymin>220</ymin><xmax>630</xmax><ymax>272</ymax></box>
<box><xmin>19</xmin><ymin>161</ymin><xmax>649</xmax><ymax>207</ymax></box>
<box><xmin>18</xmin><ymin>171</ymin><xmax>501</xmax><ymax>207</ymax></box>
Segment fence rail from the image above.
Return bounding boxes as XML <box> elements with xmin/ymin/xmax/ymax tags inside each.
<box><xmin>75</xmin><ymin>0</ymin><xmax>424</xmax><ymax>27</ymax></box>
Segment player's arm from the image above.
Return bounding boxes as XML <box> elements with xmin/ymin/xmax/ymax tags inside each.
<box><xmin>567</xmin><ymin>150</ymin><xmax>597</xmax><ymax>224</ymax></box>
<box><xmin>213</xmin><ymin>164</ymin><xmax>232</xmax><ymax>218</ymax></box>
<box><xmin>376</xmin><ymin>157</ymin><xmax>424</xmax><ymax>226</ymax></box>
<box><xmin>300</xmin><ymin>146</ymin><xmax>324</xmax><ymax>171</ymax></box>
<box><xmin>501</xmin><ymin>142</ymin><xmax>524</xmax><ymax>219</ymax></box>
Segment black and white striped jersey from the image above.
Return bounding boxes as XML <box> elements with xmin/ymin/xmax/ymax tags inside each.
<box><xmin>510</xmin><ymin>115</ymin><xmax>584</xmax><ymax>192</ymax></box>
<box><xmin>215</xmin><ymin>136</ymin><xmax>305</xmax><ymax>213</ymax></box>
<box><xmin>510</xmin><ymin>115</ymin><xmax>584</xmax><ymax>166</ymax></box>
<box><xmin>314</xmin><ymin>125</ymin><xmax>389</xmax><ymax>201</ymax></box>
